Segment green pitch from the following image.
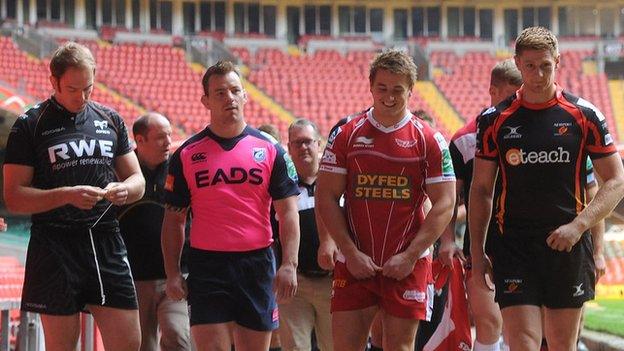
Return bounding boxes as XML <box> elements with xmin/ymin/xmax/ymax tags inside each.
<box><xmin>584</xmin><ymin>298</ymin><xmax>624</xmax><ymax>337</ymax></box>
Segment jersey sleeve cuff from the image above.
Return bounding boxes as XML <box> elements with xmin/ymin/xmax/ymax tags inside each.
<box><xmin>319</xmin><ymin>165</ymin><xmax>347</xmax><ymax>174</ymax></box>
<box><xmin>425</xmin><ymin>175</ymin><xmax>456</xmax><ymax>184</ymax></box>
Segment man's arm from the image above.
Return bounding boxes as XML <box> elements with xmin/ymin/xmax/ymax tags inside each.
<box><xmin>547</xmin><ymin>153</ymin><xmax>624</xmax><ymax>252</ymax></box>
<box><xmin>316</xmin><ymin>171</ymin><xmax>380</xmax><ymax>279</ymax></box>
<box><xmin>382</xmin><ymin>180</ymin><xmax>456</xmax><ymax>280</ymax></box>
<box><xmin>273</xmin><ymin>195</ymin><xmax>300</xmax><ymax>300</ymax></box>
<box><xmin>316</xmin><ymin>210</ymin><xmax>339</xmax><ymax>270</ymax></box>
<box><xmin>438</xmin><ymin>179</ymin><xmax>466</xmax><ymax>267</ymax></box>
<box><xmin>162</xmin><ymin>207</ymin><xmax>188</xmax><ymax>300</ymax></box>
<box><xmin>107</xmin><ymin>152</ymin><xmax>145</xmax><ymax>205</ymax></box>
<box><xmin>586</xmin><ymin>181</ymin><xmax>606</xmax><ymax>281</ymax></box>
<box><xmin>468</xmin><ymin>158</ymin><xmax>498</xmax><ymax>289</ymax></box>
<box><xmin>3</xmin><ymin>164</ymin><xmax>106</xmax><ymax>214</ymax></box>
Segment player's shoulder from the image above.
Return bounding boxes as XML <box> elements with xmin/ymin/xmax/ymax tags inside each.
<box><xmin>452</xmin><ymin>117</ymin><xmax>478</xmax><ymax>142</ymax></box>
<box><xmin>326</xmin><ymin>108</ymin><xmax>369</xmax><ymax>147</ymax></box>
<box><xmin>246</xmin><ymin>126</ymin><xmax>281</xmax><ymax>147</ymax></box>
<box><xmin>561</xmin><ymin>90</ymin><xmax>606</xmax><ymax>123</ymax></box>
<box><xmin>88</xmin><ymin>100</ymin><xmax>123</xmax><ymax>121</ymax></box>
<box><xmin>171</xmin><ymin>128</ymin><xmax>212</xmax><ymax>158</ymax></box>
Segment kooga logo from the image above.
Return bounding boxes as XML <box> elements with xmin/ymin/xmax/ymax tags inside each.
<box><xmin>505</xmin><ymin>147</ymin><xmax>570</xmax><ymax>166</ymax></box>
<box><xmin>191</xmin><ymin>152</ymin><xmax>207</xmax><ymax>163</ymax></box>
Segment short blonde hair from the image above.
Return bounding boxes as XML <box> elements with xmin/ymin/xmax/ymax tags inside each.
<box><xmin>50</xmin><ymin>42</ymin><xmax>96</xmax><ymax>78</ymax></box>
<box><xmin>369</xmin><ymin>49</ymin><xmax>418</xmax><ymax>89</ymax></box>
<box><xmin>490</xmin><ymin>59</ymin><xmax>523</xmax><ymax>88</ymax></box>
<box><xmin>515</xmin><ymin>26</ymin><xmax>559</xmax><ymax>57</ymax></box>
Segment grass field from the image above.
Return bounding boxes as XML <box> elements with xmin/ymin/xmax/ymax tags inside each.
<box><xmin>584</xmin><ymin>298</ymin><xmax>624</xmax><ymax>337</ymax></box>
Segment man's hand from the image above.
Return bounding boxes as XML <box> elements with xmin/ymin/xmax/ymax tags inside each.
<box><xmin>65</xmin><ymin>185</ymin><xmax>106</xmax><ymax>209</ymax></box>
<box><xmin>317</xmin><ymin>240</ymin><xmax>339</xmax><ymax>270</ymax></box>
<box><xmin>438</xmin><ymin>240</ymin><xmax>465</xmax><ymax>268</ymax></box>
<box><xmin>546</xmin><ymin>221</ymin><xmax>585</xmax><ymax>252</ymax></box>
<box><xmin>382</xmin><ymin>252</ymin><xmax>417</xmax><ymax>281</ymax></box>
<box><xmin>165</xmin><ymin>274</ymin><xmax>187</xmax><ymax>301</ymax></box>
<box><xmin>469</xmin><ymin>253</ymin><xmax>495</xmax><ymax>291</ymax></box>
<box><xmin>104</xmin><ymin>182</ymin><xmax>129</xmax><ymax>206</ymax></box>
<box><xmin>274</xmin><ymin>263</ymin><xmax>297</xmax><ymax>302</ymax></box>
<box><xmin>594</xmin><ymin>253</ymin><xmax>606</xmax><ymax>282</ymax></box>
<box><xmin>344</xmin><ymin>249</ymin><xmax>381</xmax><ymax>280</ymax></box>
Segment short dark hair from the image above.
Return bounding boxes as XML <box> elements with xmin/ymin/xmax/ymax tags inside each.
<box><xmin>288</xmin><ymin>118</ymin><xmax>320</xmax><ymax>139</ymax></box>
<box><xmin>50</xmin><ymin>42</ymin><xmax>96</xmax><ymax>79</ymax></box>
<box><xmin>201</xmin><ymin>60</ymin><xmax>241</xmax><ymax>96</ymax></box>
<box><xmin>490</xmin><ymin>59</ymin><xmax>523</xmax><ymax>88</ymax></box>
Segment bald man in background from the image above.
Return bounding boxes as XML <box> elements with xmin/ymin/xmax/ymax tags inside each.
<box><xmin>119</xmin><ymin>113</ymin><xmax>192</xmax><ymax>350</ymax></box>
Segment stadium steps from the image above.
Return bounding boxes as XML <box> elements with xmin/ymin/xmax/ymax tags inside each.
<box><xmin>414</xmin><ymin>81</ymin><xmax>464</xmax><ymax>135</ymax></box>
<box><xmin>286</xmin><ymin>45</ymin><xmax>302</xmax><ymax>57</ymax></box>
<box><xmin>242</xmin><ymin>76</ymin><xmax>296</xmax><ymax>125</ymax></box>
<box><xmin>608</xmin><ymin>80</ymin><xmax>624</xmax><ymax>140</ymax></box>
<box><xmin>582</xmin><ymin>61</ymin><xmax>598</xmax><ymax>75</ymax></box>
<box><xmin>95</xmin><ymin>83</ymin><xmax>147</xmax><ymax>116</ymax></box>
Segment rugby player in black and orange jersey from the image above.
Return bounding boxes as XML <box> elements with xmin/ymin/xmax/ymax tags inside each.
<box><xmin>469</xmin><ymin>27</ymin><xmax>624</xmax><ymax>351</ymax></box>
<box><xmin>3</xmin><ymin>42</ymin><xmax>145</xmax><ymax>351</ymax></box>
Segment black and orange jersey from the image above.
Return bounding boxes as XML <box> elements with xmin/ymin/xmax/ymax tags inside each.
<box><xmin>476</xmin><ymin>86</ymin><xmax>615</xmax><ymax>235</ymax></box>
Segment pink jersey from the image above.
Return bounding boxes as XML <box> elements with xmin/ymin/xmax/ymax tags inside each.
<box><xmin>320</xmin><ymin>109</ymin><xmax>455</xmax><ymax>265</ymax></box>
<box><xmin>165</xmin><ymin>126</ymin><xmax>299</xmax><ymax>251</ymax></box>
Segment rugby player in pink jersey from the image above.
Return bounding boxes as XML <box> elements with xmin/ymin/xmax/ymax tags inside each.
<box><xmin>316</xmin><ymin>49</ymin><xmax>456</xmax><ymax>351</ymax></box>
<box><xmin>161</xmin><ymin>61</ymin><xmax>301</xmax><ymax>351</ymax></box>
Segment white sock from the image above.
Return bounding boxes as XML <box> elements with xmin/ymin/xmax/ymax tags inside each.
<box><xmin>499</xmin><ymin>336</ymin><xmax>510</xmax><ymax>351</ymax></box>
<box><xmin>474</xmin><ymin>340</ymin><xmax>501</xmax><ymax>351</ymax></box>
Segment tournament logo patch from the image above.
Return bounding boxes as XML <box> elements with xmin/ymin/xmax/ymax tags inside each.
<box><xmin>321</xmin><ymin>150</ymin><xmax>337</xmax><ymax>165</ymax></box>
<box><xmin>326</xmin><ymin>126</ymin><xmax>342</xmax><ymax>148</ymax></box>
<box><xmin>284</xmin><ymin>153</ymin><xmax>298</xmax><ymax>182</ymax></box>
<box><xmin>253</xmin><ymin>148</ymin><xmax>267</xmax><ymax>162</ymax></box>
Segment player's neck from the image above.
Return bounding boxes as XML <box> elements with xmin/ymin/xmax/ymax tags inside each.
<box><xmin>522</xmin><ymin>85</ymin><xmax>557</xmax><ymax>105</ymax></box>
<box><xmin>209</xmin><ymin>121</ymin><xmax>247</xmax><ymax>139</ymax></box>
<box><xmin>371</xmin><ymin>108</ymin><xmax>408</xmax><ymax>128</ymax></box>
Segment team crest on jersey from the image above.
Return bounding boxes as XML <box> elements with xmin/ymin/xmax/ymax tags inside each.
<box><xmin>94</xmin><ymin>120</ymin><xmax>111</xmax><ymax>134</ymax></box>
<box><xmin>253</xmin><ymin>148</ymin><xmax>267</xmax><ymax>162</ymax></box>
<box><xmin>605</xmin><ymin>133</ymin><xmax>613</xmax><ymax>146</ymax></box>
<box><xmin>395</xmin><ymin>138</ymin><xmax>418</xmax><ymax>148</ymax></box>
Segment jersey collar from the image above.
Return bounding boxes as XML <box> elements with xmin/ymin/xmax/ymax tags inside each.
<box><xmin>366</xmin><ymin>108</ymin><xmax>412</xmax><ymax>133</ymax></box>
<box><xmin>516</xmin><ymin>84</ymin><xmax>564</xmax><ymax>110</ymax></box>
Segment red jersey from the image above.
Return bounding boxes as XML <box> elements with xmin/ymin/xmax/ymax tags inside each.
<box><xmin>320</xmin><ymin>109</ymin><xmax>455</xmax><ymax>265</ymax></box>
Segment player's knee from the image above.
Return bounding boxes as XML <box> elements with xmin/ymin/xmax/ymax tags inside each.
<box><xmin>474</xmin><ymin>310</ymin><xmax>503</xmax><ymax>337</ymax></box>
<box><xmin>544</xmin><ymin>334</ymin><xmax>577</xmax><ymax>351</ymax></box>
<box><xmin>508</xmin><ymin>329</ymin><xmax>541</xmax><ymax>351</ymax></box>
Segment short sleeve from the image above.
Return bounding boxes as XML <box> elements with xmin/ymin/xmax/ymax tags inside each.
<box><xmin>578</xmin><ymin>98</ymin><xmax>616</xmax><ymax>159</ymax></box>
<box><xmin>164</xmin><ymin>148</ymin><xmax>191</xmax><ymax>209</ymax></box>
<box><xmin>319</xmin><ymin>123</ymin><xmax>347</xmax><ymax>174</ymax></box>
<box><xmin>424</xmin><ymin>129</ymin><xmax>455</xmax><ymax>184</ymax></box>
<box><xmin>449</xmin><ymin>141</ymin><xmax>465</xmax><ymax>181</ymax></box>
<box><xmin>476</xmin><ymin>110</ymin><xmax>498</xmax><ymax>160</ymax></box>
<box><xmin>269</xmin><ymin>143</ymin><xmax>300</xmax><ymax>200</ymax></box>
<box><xmin>112</xmin><ymin>112</ymin><xmax>132</xmax><ymax>156</ymax></box>
<box><xmin>4</xmin><ymin>116</ymin><xmax>35</xmax><ymax>166</ymax></box>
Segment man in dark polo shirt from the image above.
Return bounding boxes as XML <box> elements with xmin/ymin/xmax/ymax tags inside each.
<box><xmin>119</xmin><ymin>113</ymin><xmax>192</xmax><ymax>351</ymax></box>
<box><xmin>276</xmin><ymin>119</ymin><xmax>336</xmax><ymax>351</ymax></box>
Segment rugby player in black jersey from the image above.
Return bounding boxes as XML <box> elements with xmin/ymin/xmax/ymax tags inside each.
<box><xmin>469</xmin><ymin>27</ymin><xmax>624</xmax><ymax>351</ymax></box>
<box><xmin>3</xmin><ymin>42</ymin><xmax>145</xmax><ymax>351</ymax></box>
